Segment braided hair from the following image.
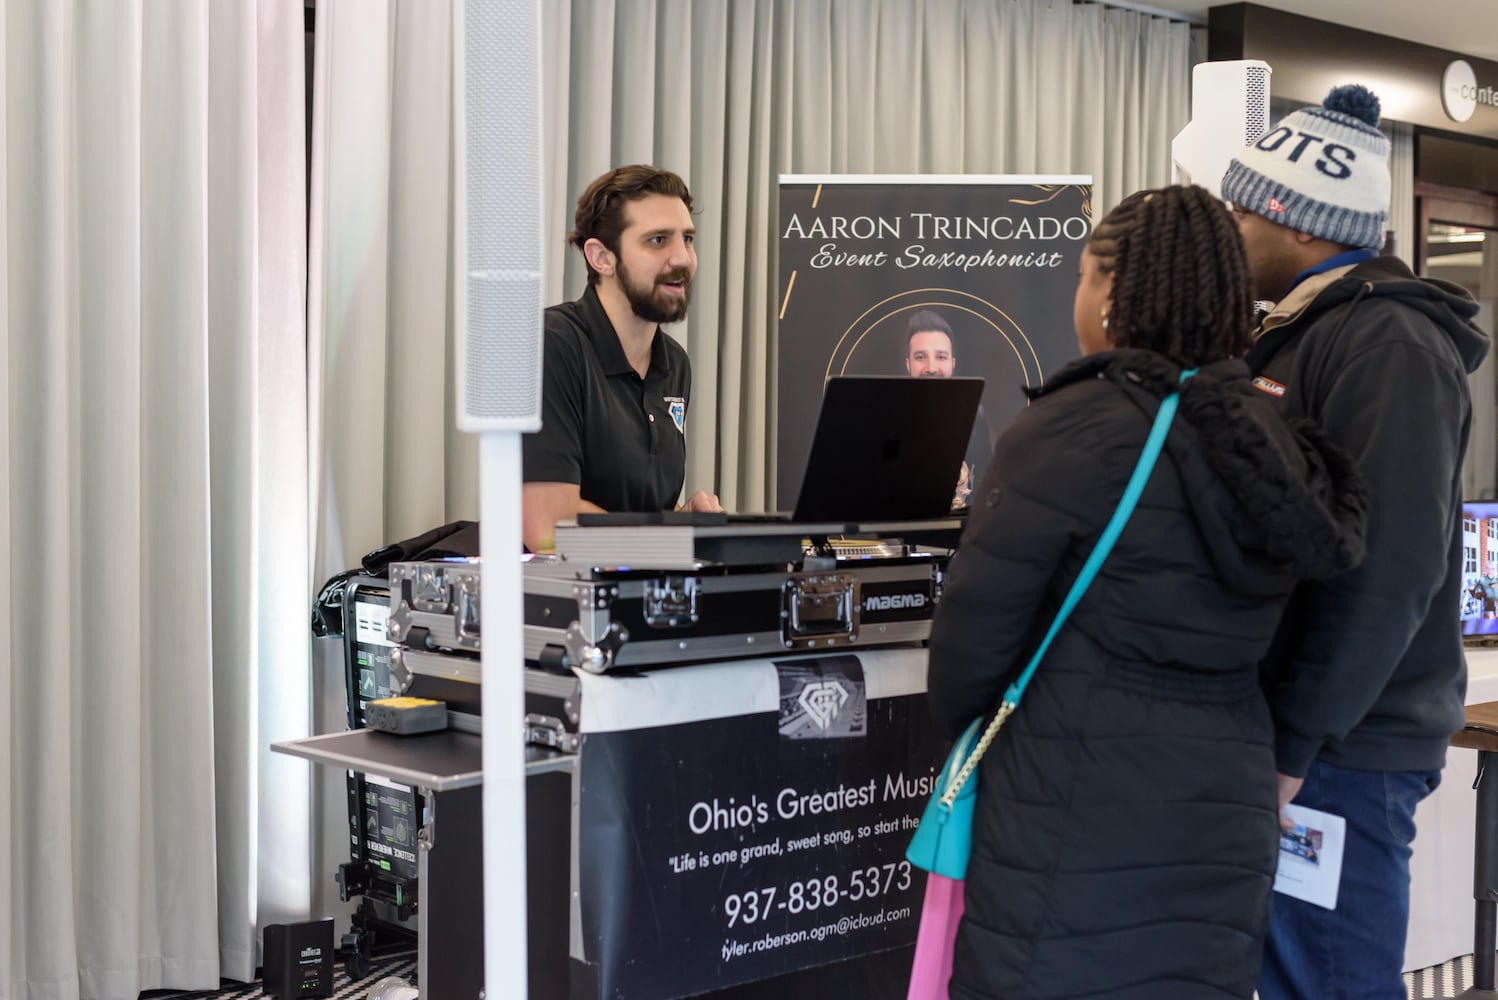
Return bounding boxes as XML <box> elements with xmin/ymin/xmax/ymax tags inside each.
<box><xmin>1088</xmin><ymin>184</ymin><xmax>1253</xmax><ymax>366</ymax></box>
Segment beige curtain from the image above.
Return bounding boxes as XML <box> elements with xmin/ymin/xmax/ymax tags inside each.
<box><xmin>2</xmin><ymin>0</ymin><xmax>308</xmax><ymax>995</ymax></box>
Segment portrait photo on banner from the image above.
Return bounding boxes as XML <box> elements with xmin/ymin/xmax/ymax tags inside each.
<box><xmin>775</xmin><ymin>176</ymin><xmax>1093</xmax><ymax>511</ymax></box>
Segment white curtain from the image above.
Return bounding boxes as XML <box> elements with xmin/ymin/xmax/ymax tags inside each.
<box><xmin>539</xmin><ymin>0</ymin><xmax>1191</xmax><ymax>511</ymax></box>
<box><xmin>1</xmin><ymin>1</ymin><xmax>308</xmax><ymax>996</ymax></box>
<box><xmin>306</xmin><ymin>0</ymin><xmax>479</xmax><ymax>930</ymax></box>
<box><xmin>1388</xmin><ymin>121</ymin><xmax>1414</xmax><ymax>269</ymax></box>
<box><xmin>309</xmin><ymin>0</ymin><xmax>478</xmax><ymax>589</ymax></box>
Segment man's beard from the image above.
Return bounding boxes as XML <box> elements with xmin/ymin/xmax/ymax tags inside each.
<box><xmin>619</xmin><ymin>258</ymin><xmax>692</xmax><ymax>325</ymax></box>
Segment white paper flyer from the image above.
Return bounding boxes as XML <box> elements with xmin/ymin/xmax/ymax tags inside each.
<box><xmin>1272</xmin><ymin>804</ymin><xmax>1347</xmax><ymax>910</ymax></box>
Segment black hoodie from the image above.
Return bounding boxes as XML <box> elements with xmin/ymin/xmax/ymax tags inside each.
<box><xmin>926</xmin><ymin>349</ymin><xmax>1367</xmax><ymax>1000</ymax></box>
<box><xmin>1246</xmin><ymin>254</ymin><xmax>1492</xmax><ymax>777</ymax></box>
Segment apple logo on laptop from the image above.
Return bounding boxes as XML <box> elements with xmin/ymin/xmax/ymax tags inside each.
<box><xmin>881</xmin><ymin>436</ymin><xmax>901</xmax><ymax>462</ymax></box>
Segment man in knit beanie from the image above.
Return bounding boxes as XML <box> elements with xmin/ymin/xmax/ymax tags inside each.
<box><xmin>1224</xmin><ymin>86</ymin><xmax>1492</xmax><ymax>1000</ymax></box>
<box><xmin>1223</xmin><ymin>83</ymin><xmax>1390</xmax><ymax>260</ymax></box>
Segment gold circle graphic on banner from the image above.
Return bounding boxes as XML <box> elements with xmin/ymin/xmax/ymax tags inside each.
<box><xmin>823</xmin><ymin>288</ymin><xmax>1043</xmax><ymax>386</ymax></box>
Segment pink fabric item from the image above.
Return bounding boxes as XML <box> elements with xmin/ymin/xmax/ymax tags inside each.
<box><xmin>906</xmin><ymin>872</ymin><xmax>965</xmax><ymax>1000</ymax></box>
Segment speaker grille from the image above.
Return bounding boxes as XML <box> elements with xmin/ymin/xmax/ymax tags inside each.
<box><xmin>460</xmin><ymin>0</ymin><xmax>543</xmax><ymax>430</ymax></box>
<box><xmin>1244</xmin><ymin>65</ymin><xmax>1270</xmax><ymax>146</ymax></box>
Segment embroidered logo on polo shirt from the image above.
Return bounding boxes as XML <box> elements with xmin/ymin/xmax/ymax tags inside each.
<box><xmin>665</xmin><ymin>396</ymin><xmax>686</xmax><ymax>433</ymax></box>
<box><xmin>1252</xmin><ymin>376</ymin><xmax>1287</xmax><ymax>398</ymax></box>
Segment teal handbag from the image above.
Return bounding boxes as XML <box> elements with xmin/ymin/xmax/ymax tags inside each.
<box><xmin>907</xmin><ymin>370</ymin><xmax>1195</xmax><ymax>880</ymax></box>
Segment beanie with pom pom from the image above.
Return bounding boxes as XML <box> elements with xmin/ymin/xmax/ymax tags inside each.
<box><xmin>1220</xmin><ymin>83</ymin><xmax>1391</xmax><ymax>249</ymax></box>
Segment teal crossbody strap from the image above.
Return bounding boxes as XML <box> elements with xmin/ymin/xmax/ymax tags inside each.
<box><xmin>929</xmin><ymin>370</ymin><xmax>1198</xmax><ymax>813</ymax></box>
<box><xmin>1000</xmin><ymin>368</ymin><xmax>1197</xmax><ymax>713</ymax></box>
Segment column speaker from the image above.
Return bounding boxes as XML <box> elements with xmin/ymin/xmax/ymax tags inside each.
<box><xmin>1171</xmin><ymin>60</ymin><xmax>1273</xmax><ymax>200</ymax></box>
<box><xmin>454</xmin><ymin>0</ymin><xmax>544</xmax><ymax>432</ymax></box>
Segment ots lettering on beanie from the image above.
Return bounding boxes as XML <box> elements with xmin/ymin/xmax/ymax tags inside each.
<box><xmin>1220</xmin><ymin>84</ymin><xmax>1390</xmax><ymax>249</ymax></box>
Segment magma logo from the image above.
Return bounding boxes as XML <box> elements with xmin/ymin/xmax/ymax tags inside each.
<box><xmin>864</xmin><ymin>593</ymin><xmax>926</xmax><ymax>612</ymax></box>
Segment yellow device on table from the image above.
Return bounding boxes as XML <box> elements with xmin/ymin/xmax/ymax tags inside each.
<box><xmin>366</xmin><ymin>696</ymin><xmax>448</xmax><ymax>735</ymax></box>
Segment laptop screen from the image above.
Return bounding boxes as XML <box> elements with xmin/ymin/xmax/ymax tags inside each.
<box><xmin>1462</xmin><ymin>500</ymin><xmax>1498</xmax><ymax>638</ymax></box>
<box><xmin>791</xmin><ymin>375</ymin><xmax>985</xmax><ymax>522</ymax></box>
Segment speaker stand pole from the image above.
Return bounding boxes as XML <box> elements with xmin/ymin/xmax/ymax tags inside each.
<box><xmin>481</xmin><ymin>431</ymin><xmax>528</xmax><ymax>1000</ymax></box>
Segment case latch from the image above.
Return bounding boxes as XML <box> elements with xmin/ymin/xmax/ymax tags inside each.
<box><xmin>782</xmin><ymin>573</ymin><xmax>860</xmax><ymax>648</ymax></box>
<box><xmin>525</xmin><ymin>713</ymin><xmax>580</xmax><ymax>754</ymax></box>
<box><xmin>644</xmin><ymin>576</ymin><xmax>699</xmax><ymax>628</ymax></box>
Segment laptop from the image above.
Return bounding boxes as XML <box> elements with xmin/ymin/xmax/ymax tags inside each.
<box><xmin>740</xmin><ymin>375</ymin><xmax>985</xmax><ymax>524</ymax></box>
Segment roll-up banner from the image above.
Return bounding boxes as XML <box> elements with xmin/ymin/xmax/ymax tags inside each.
<box><xmin>776</xmin><ymin>175</ymin><xmax>1093</xmax><ymax>509</ymax></box>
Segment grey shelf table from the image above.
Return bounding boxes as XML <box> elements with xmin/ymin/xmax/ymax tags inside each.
<box><xmin>272</xmin><ymin>727</ymin><xmax>574</xmax><ymax>999</ymax></box>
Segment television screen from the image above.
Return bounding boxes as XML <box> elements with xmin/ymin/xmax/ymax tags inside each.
<box><xmin>1461</xmin><ymin>501</ymin><xmax>1498</xmax><ymax>637</ymax></box>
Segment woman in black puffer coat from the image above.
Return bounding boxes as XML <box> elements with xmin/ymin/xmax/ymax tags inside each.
<box><xmin>925</xmin><ymin>185</ymin><xmax>1367</xmax><ymax>1000</ymax></box>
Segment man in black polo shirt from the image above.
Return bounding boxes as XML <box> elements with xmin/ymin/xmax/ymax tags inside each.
<box><xmin>522</xmin><ymin>165</ymin><xmax>720</xmax><ymax>552</ymax></box>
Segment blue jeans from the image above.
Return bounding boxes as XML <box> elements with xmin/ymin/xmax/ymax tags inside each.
<box><xmin>1257</xmin><ymin>759</ymin><xmax>1442</xmax><ymax>1000</ymax></box>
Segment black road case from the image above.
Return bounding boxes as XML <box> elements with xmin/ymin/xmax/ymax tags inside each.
<box><xmin>386</xmin><ymin>520</ymin><xmax>959</xmax><ymax>675</ymax></box>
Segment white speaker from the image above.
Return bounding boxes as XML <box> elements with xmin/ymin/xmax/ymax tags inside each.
<box><xmin>454</xmin><ymin>0</ymin><xmax>544</xmax><ymax>432</ymax></box>
<box><xmin>1171</xmin><ymin>60</ymin><xmax>1273</xmax><ymax>200</ymax></box>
